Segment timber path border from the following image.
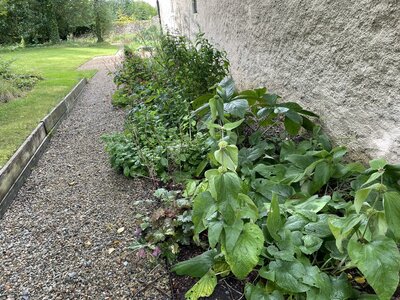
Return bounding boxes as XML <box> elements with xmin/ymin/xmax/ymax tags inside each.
<box><xmin>0</xmin><ymin>78</ymin><xmax>88</xmax><ymax>218</ymax></box>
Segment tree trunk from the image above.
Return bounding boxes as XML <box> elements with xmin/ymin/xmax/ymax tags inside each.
<box><xmin>47</xmin><ymin>0</ymin><xmax>60</xmax><ymax>43</ymax></box>
<box><xmin>94</xmin><ymin>0</ymin><xmax>103</xmax><ymax>43</ymax></box>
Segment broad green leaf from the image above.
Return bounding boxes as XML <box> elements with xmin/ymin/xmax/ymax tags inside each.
<box><xmin>245</xmin><ymin>283</ymin><xmax>284</xmax><ymax>300</ymax></box>
<box><xmin>209</xmin><ymin>172</ymin><xmax>241</xmax><ymax>203</ymax></box>
<box><xmin>214</xmin><ymin>145</ymin><xmax>238</xmax><ymax>171</ymax></box>
<box><xmin>299</xmin><ymin>235</ymin><xmax>323</xmax><ymax>254</ymax></box>
<box><xmin>370</xmin><ymin>211</ymin><xmax>388</xmax><ymax>237</ymax></box>
<box><xmin>284</xmin><ymin>214</ymin><xmax>308</xmax><ymax>231</ymax></box>
<box><xmin>293</xmin><ymin>195</ymin><xmax>331</xmax><ymax>213</ymax></box>
<box><xmin>286</xmin><ymin>154</ymin><xmax>318</xmax><ymax>169</ymax></box>
<box><xmin>224</xmin><ymin>100</ymin><xmax>249</xmax><ymax>118</ymax></box>
<box><xmin>332</xmin><ymin>146</ymin><xmax>347</xmax><ymax>162</ymax></box>
<box><xmin>328</xmin><ymin>214</ymin><xmax>365</xmax><ymax>252</ymax></box>
<box><xmin>267</xmin><ymin>244</ymin><xmax>296</xmax><ymax>261</ymax></box>
<box><xmin>311</xmin><ymin>161</ymin><xmax>331</xmax><ymax>192</ymax></box>
<box><xmin>284</xmin><ymin>115</ymin><xmax>301</xmax><ymax>136</ymax></box>
<box><xmin>383</xmin><ymin>191</ymin><xmax>400</xmax><ymax>241</ymax></box>
<box><xmin>299</xmin><ymin>109</ymin><xmax>319</xmax><ymax>117</ymax></box>
<box><xmin>369</xmin><ymin>158</ymin><xmax>387</xmax><ymax>170</ymax></box>
<box><xmin>259</xmin><ymin>259</ymin><xmax>311</xmax><ymax>293</ymax></box>
<box><xmin>254</xmin><ymin>179</ymin><xmax>295</xmax><ymax>202</ymax></box>
<box><xmin>262</xmin><ymin>93</ymin><xmax>279</xmax><ymax>105</ymax></box>
<box><xmin>280</xmin><ymin>102</ymin><xmax>303</xmax><ymax>112</ymax></box>
<box><xmin>192</xmin><ymin>93</ymin><xmax>214</xmax><ymax>109</ymax></box>
<box><xmin>333</xmin><ymin>162</ymin><xmax>365</xmax><ymax>178</ymax></box>
<box><xmin>209</xmin><ymin>97</ymin><xmax>218</xmax><ymax>121</ymax></box>
<box><xmin>361</xmin><ymin>171</ymin><xmax>383</xmax><ymax>188</ymax></box>
<box><xmin>172</xmin><ymin>249</ymin><xmax>218</xmax><ymax>278</ymax></box>
<box><xmin>355</xmin><ymin>183</ymin><xmax>386</xmax><ymax>213</ymax></box>
<box><xmin>267</xmin><ymin>195</ymin><xmax>283</xmax><ymax>241</ymax></box>
<box><xmin>223</xmin><ymin>119</ymin><xmax>244</xmax><ymax>131</ymax></box>
<box><xmin>223</xmin><ymin>223</ymin><xmax>264</xmax><ymax>279</ymax></box>
<box><xmin>348</xmin><ymin>236</ymin><xmax>400</xmax><ymax>300</ymax></box>
<box><xmin>192</xmin><ymin>192</ymin><xmax>216</xmax><ymax>241</ymax></box>
<box><xmin>306</xmin><ymin>273</ymin><xmax>355</xmax><ymax>300</ymax></box>
<box><xmin>217</xmin><ymin>76</ymin><xmax>236</xmax><ymax>100</ymax></box>
<box><xmin>208</xmin><ymin>220</ymin><xmax>223</xmax><ymax>248</ymax></box>
<box><xmin>223</xmin><ymin>219</ymin><xmax>244</xmax><ymax>252</ymax></box>
<box><xmin>274</xmin><ymin>107</ymin><xmax>289</xmax><ymax>114</ymax></box>
<box><xmin>285</xmin><ymin>110</ymin><xmax>303</xmax><ymax>123</ymax></box>
<box><xmin>237</xmin><ymin>193</ymin><xmax>258</xmax><ymax>222</ymax></box>
<box><xmin>194</xmin><ymin>159</ymin><xmax>208</xmax><ymax>177</ymax></box>
<box><xmin>185</xmin><ymin>270</ymin><xmax>217</xmax><ymax>300</ymax></box>
<box><xmin>354</xmin><ymin>188</ymin><xmax>372</xmax><ymax>213</ymax></box>
<box><xmin>304</xmin><ymin>214</ymin><xmax>333</xmax><ymax>238</ymax></box>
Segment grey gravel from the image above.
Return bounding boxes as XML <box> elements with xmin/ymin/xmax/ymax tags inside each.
<box><xmin>0</xmin><ymin>54</ymin><xmax>171</xmax><ymax>299</ymax></box>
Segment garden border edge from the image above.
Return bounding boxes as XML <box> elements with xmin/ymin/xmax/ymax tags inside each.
<box><xmin>0</xmin><ymin>77</ymin><xmax>88</xmax><ymax>218</ymax></box>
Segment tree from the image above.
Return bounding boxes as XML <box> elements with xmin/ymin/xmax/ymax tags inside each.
<box><xmin>93</xmin><ymin>0</ymin><xmax>112</xmax><ymax>43</ymax></box>
<box><xmin>45</xmin><ymin>0</ymin><xmax>60</xmax><ymax>43</ymax></box>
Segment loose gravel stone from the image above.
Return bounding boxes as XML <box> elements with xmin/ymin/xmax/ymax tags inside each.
<box><xmin>0</xmin><ymin>53</ymin><xmax>171</xmax><ymax>299</ymax></box>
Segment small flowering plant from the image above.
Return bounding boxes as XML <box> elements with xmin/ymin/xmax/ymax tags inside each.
<box><xmin>129</xmin><ymin>188</ymin><xmax>195</xmax><ymax>262</ymax></box>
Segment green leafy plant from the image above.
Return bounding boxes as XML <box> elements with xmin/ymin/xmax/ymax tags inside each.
<box><xmin>105</xmin><ymin>34</ymin><xmax>400</xmax><ymax>299</ymax></box>
<box><xmin>0</xmin><ymin>56</ymin><xmax>41</xmax><ymax>103</ymax></box>
<box><xmin>130</xmin><ymin>188</ymin><xmax>194</xmax><ymax>263</ymax></box>
<box><xmin>171</xmin><ymin>79</ymin><xmax>400</xmax><ymax>300</ymax></box>
<box><xmin>105</xmin><ymin>33</ymin><xmax>229</xmax><ymax>182</ymax></box>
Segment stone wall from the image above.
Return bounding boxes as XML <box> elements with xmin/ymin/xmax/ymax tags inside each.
<box><xmin>159</xmin><ymin>0</ymin><xmax>400</xmax><ymax>162</ymax></box>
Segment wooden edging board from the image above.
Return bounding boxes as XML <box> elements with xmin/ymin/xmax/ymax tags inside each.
<box><xmin>0</xmin><ymin>78</ymin><xmax>88</xmax><ymax>218</ymax></box>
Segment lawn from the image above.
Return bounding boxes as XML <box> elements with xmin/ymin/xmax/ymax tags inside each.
<box><xmin>0</xmin><ymin>43</ymin><xmax>118</xmax><ymax>167</ymax></box>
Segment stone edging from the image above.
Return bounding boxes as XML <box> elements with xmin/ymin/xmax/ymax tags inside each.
<box><xmin>0</xmin><ymin>78</ymin><xmax>88</xmax><ymax>218</ymax></box>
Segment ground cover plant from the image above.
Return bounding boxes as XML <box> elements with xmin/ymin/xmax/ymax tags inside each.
<box><xmin>106</xmin><ymin>34</ymin><xmax>400</xmax><ymax>299</ymax></box>
<box><xmin>0</xmin><ymin>56</ymin><xmax>41</xmax><ymax>103</ymax></box>
<box><xmin>0</xmin><ymin>43</ymin><xmax>117</xmax><ymax>167</ymax></box>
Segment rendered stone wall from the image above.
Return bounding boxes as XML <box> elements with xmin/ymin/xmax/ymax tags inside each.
<box><xmin>160</xmin><ymin>0</ymin><xmax>400</xmax><ymax>162</ymax></box>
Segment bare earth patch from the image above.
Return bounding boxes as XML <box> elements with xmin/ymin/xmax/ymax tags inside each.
<box><xmin>0</xmin><ymin>53</ymin><xmax>171</xmax><ymax>299</ymax></box>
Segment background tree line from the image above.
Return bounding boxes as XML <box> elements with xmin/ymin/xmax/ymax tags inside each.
<box><xmin>0</xmin><ymin>0</ymin><xmax>157</xmax><ymax>45</ymax></box>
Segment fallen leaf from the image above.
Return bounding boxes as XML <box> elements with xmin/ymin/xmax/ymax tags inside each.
<box><xmin>355</xmin><ymin>276</ymin><xmax>366</xmax><ymax>284</ymax></box>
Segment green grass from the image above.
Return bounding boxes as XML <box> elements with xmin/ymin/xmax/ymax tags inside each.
<box><xmin>0</xmin><ymin>43</ymin><xmax>118</xmax><ymax>167</ymax></box>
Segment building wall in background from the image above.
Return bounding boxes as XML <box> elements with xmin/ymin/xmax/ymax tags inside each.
<box><xmin>160</xmin><ymin>0</ymin><xmax>400</xmax><ymax>162</ymax></box>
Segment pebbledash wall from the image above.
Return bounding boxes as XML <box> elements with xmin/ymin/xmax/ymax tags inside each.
<box><xmin>158</xmin><ymin>0</ymin><xmax>400</xmax><ymax>162</ymax></box>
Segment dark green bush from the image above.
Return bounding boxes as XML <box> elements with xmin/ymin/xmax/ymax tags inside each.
<box><xmin>105</xmin><ymin>33</ymin><xmax>229</xmax><ymax>182</ymax></box>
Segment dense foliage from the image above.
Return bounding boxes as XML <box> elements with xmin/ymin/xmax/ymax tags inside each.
<box><xmin>104</xmin><ymin>33</ymin><xmax>229</xmax><ymax>182</ymax></box>
<box><xmin>113</xmin><ymin>0</ymin><xmax>157</xmax><ymax>22</ymax></box>
<box><xmin>106</xmin><ymin>34</ymin><xmax>400</xmax><ymax>299</ymax></box>
<box><xmin>0</xmin><ymin>0</ymin><xmax>155</xmax><ymax>45</ymax></box>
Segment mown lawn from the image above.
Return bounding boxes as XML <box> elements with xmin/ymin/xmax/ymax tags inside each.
<box><xmin>0</xmin><ymin>44</ymin><xmax>118</xmax><ymax>167</ymax></box>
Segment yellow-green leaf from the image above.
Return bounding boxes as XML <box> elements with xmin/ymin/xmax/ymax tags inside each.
<box><xmin>185</xmin><ymin>270</ymin><xmax>217</xmax><ymax>300</ymax></box>
<box><xmin>222</xmin><ymin>223</ymin><xmax>264</xmax><ymax>279</ymax></box>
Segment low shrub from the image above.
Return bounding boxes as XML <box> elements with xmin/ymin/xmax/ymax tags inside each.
<box><xmin>0</xmin><ymin>56</ymin><xmax>41</xmax><ymax>103</ymax></box>
<box><xmin>105</xmin><ymin>33</ymin><xmax>229</xmax><ymax>182</ymax></box>
<box><xmin>0</xmin><ymin>78</ymin><xmax>19</xmax><ymax>103</ymax></box>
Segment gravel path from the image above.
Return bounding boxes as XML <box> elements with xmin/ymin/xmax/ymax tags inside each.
<box><xmin>0</xmin><ymin>54</ymin><xmax>171</xmax><ymax>299</ymax></box>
